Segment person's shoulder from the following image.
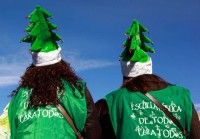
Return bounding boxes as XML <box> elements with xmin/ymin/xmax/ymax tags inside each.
<box><xmin>61</xmin><ymin>79</ymin><xmax>86</xmax><ymax>86</ymax></box>
<box><xmin>61</xmin><ymin>79</ymin><xmax>86</xmax><ymax>98</ymax></box>
<box><xmin>167</xmin><ymin>85</ymin><xmax>191</xmax><ymax>97</ymax></box>
<box><xmin>11</xmin><ymin>87</ymin><xmax>30</xmax><ymax>98</ymax></box>
<box><xmin>169</xmin><ymin>84</ymin><xmax>190</xmax><ymax>92</ymax></box>
<box><xmin>106</xmin><ymin>87</ymin><xmax>127</xmax><ymax>98</ymax></box>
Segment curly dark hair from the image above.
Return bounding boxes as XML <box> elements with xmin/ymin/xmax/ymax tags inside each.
<box><xmin>122</xmin><ymin>74</ymin><xmax>170</xmax><ymax>93</ymax></box>
<box><xmin>13</xmin><ymin>60</ymin><xmax>81</xmax><ymax>107</ymax></box>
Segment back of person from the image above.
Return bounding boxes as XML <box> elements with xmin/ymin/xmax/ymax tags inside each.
<box><xmin>106</xmin><ymin>84</ymin><xmax>192</xmax><ymax>139</ymax></box>
<box><xmin>8</xmin><ymin>80</ymin><xmax>87</xmax><ymax>139</ymax></box>
<box><xmin>95</xmin><ymin>20</ymin><xmax>200</xmax><ymax>139</ymax></box>
<box><xmin>8</xmin><ymin>6</ymin><xmax>101</xmax><ymax>139</ymax></box>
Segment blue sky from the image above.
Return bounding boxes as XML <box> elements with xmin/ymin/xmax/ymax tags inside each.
<box><xmin>0</xmin><ymin>0</ymin><xmax>200</xmax><ymax>113</ymax></box>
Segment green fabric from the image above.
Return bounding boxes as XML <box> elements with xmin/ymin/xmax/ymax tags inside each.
<box><xmin>121</xmin><ymin>20</ymin><xmax>155</xmax><ymax>63</ymax></box>
<box><xmin>105</xmin><ymin>85</ymin><xmax>193</xmax><ymax>139</ymax></box>
<box><xmin>21</xmin><ymin>6</ymin><xmax>61</xmax><ymax>52</ymax></box>
<box><xmin>8</xmin><ymin>80</ymin><xmax>87</xmax><ymax>139</ymax></box>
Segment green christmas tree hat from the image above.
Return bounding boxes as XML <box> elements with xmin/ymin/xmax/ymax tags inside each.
<box><xmin>120</xmin><ymin>20</ymin><xmax>155</xmax><ymax>77</ymax></box>
<box><xmin>21</xmin><ymin>6</ymin><xmax>62</xmax><ymax>66</ymax></box>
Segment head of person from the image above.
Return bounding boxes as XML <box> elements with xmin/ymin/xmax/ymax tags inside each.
<box><xmin>120</xmin><ymin>20</ymin><xmax>168</xmax><ymax>92</ymax></box>
<box><xmin>13</xmin><ymin>6</ymin><xmax>81</xmax><ymax>107</ymax></box>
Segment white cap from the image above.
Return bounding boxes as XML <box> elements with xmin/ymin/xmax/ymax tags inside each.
<box><xmin>120</xmin><ymin>58</ymin><xmax>152</xmax><ymax>78</ymax></box>
<box><xmin>31</xmin><ymin>47</ymin><xmax>62</xmax><ymax>66</ymax></box>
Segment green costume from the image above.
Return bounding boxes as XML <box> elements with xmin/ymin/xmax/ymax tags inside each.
<box><xmin>105</xmin><ymin>85</ymin><xmax>192</xmax><ymax>139</ymax></box>
<box><xmin>8</xmin><ymin>80</ymin><xmax>87</xmax><ymax>139</ymax></box>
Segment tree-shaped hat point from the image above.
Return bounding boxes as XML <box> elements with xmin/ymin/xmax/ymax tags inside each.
<box><xmin>21</xmin><ymin>6</ymin><xmax>62</xmax><ymax>52</ymax></box>
<box><xmin>121</xmin><ymin>20</ymin><xmax>155</xmax><ymax>63</ymax></box>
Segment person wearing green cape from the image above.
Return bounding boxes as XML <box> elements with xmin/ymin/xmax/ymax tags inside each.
<box><xmin>8</xmin><ymin>6</ymin><xmax>101</xmax><ymax>139</ymax></box>
<box><xmin>96</xmin><ymin>20</ymin><xmax>200</xmax><ymax>139</ymax></box>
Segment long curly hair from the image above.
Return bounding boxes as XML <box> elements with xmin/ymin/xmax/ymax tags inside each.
<box><xmin>122</xmin><ymin>74</ymin><xmax>170</xmax><ymax>93</ymax></box>
<box><xmin>13</xmin><ymin>60</ymin><xmax>81</xmax><ymax>107</ymax></box>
